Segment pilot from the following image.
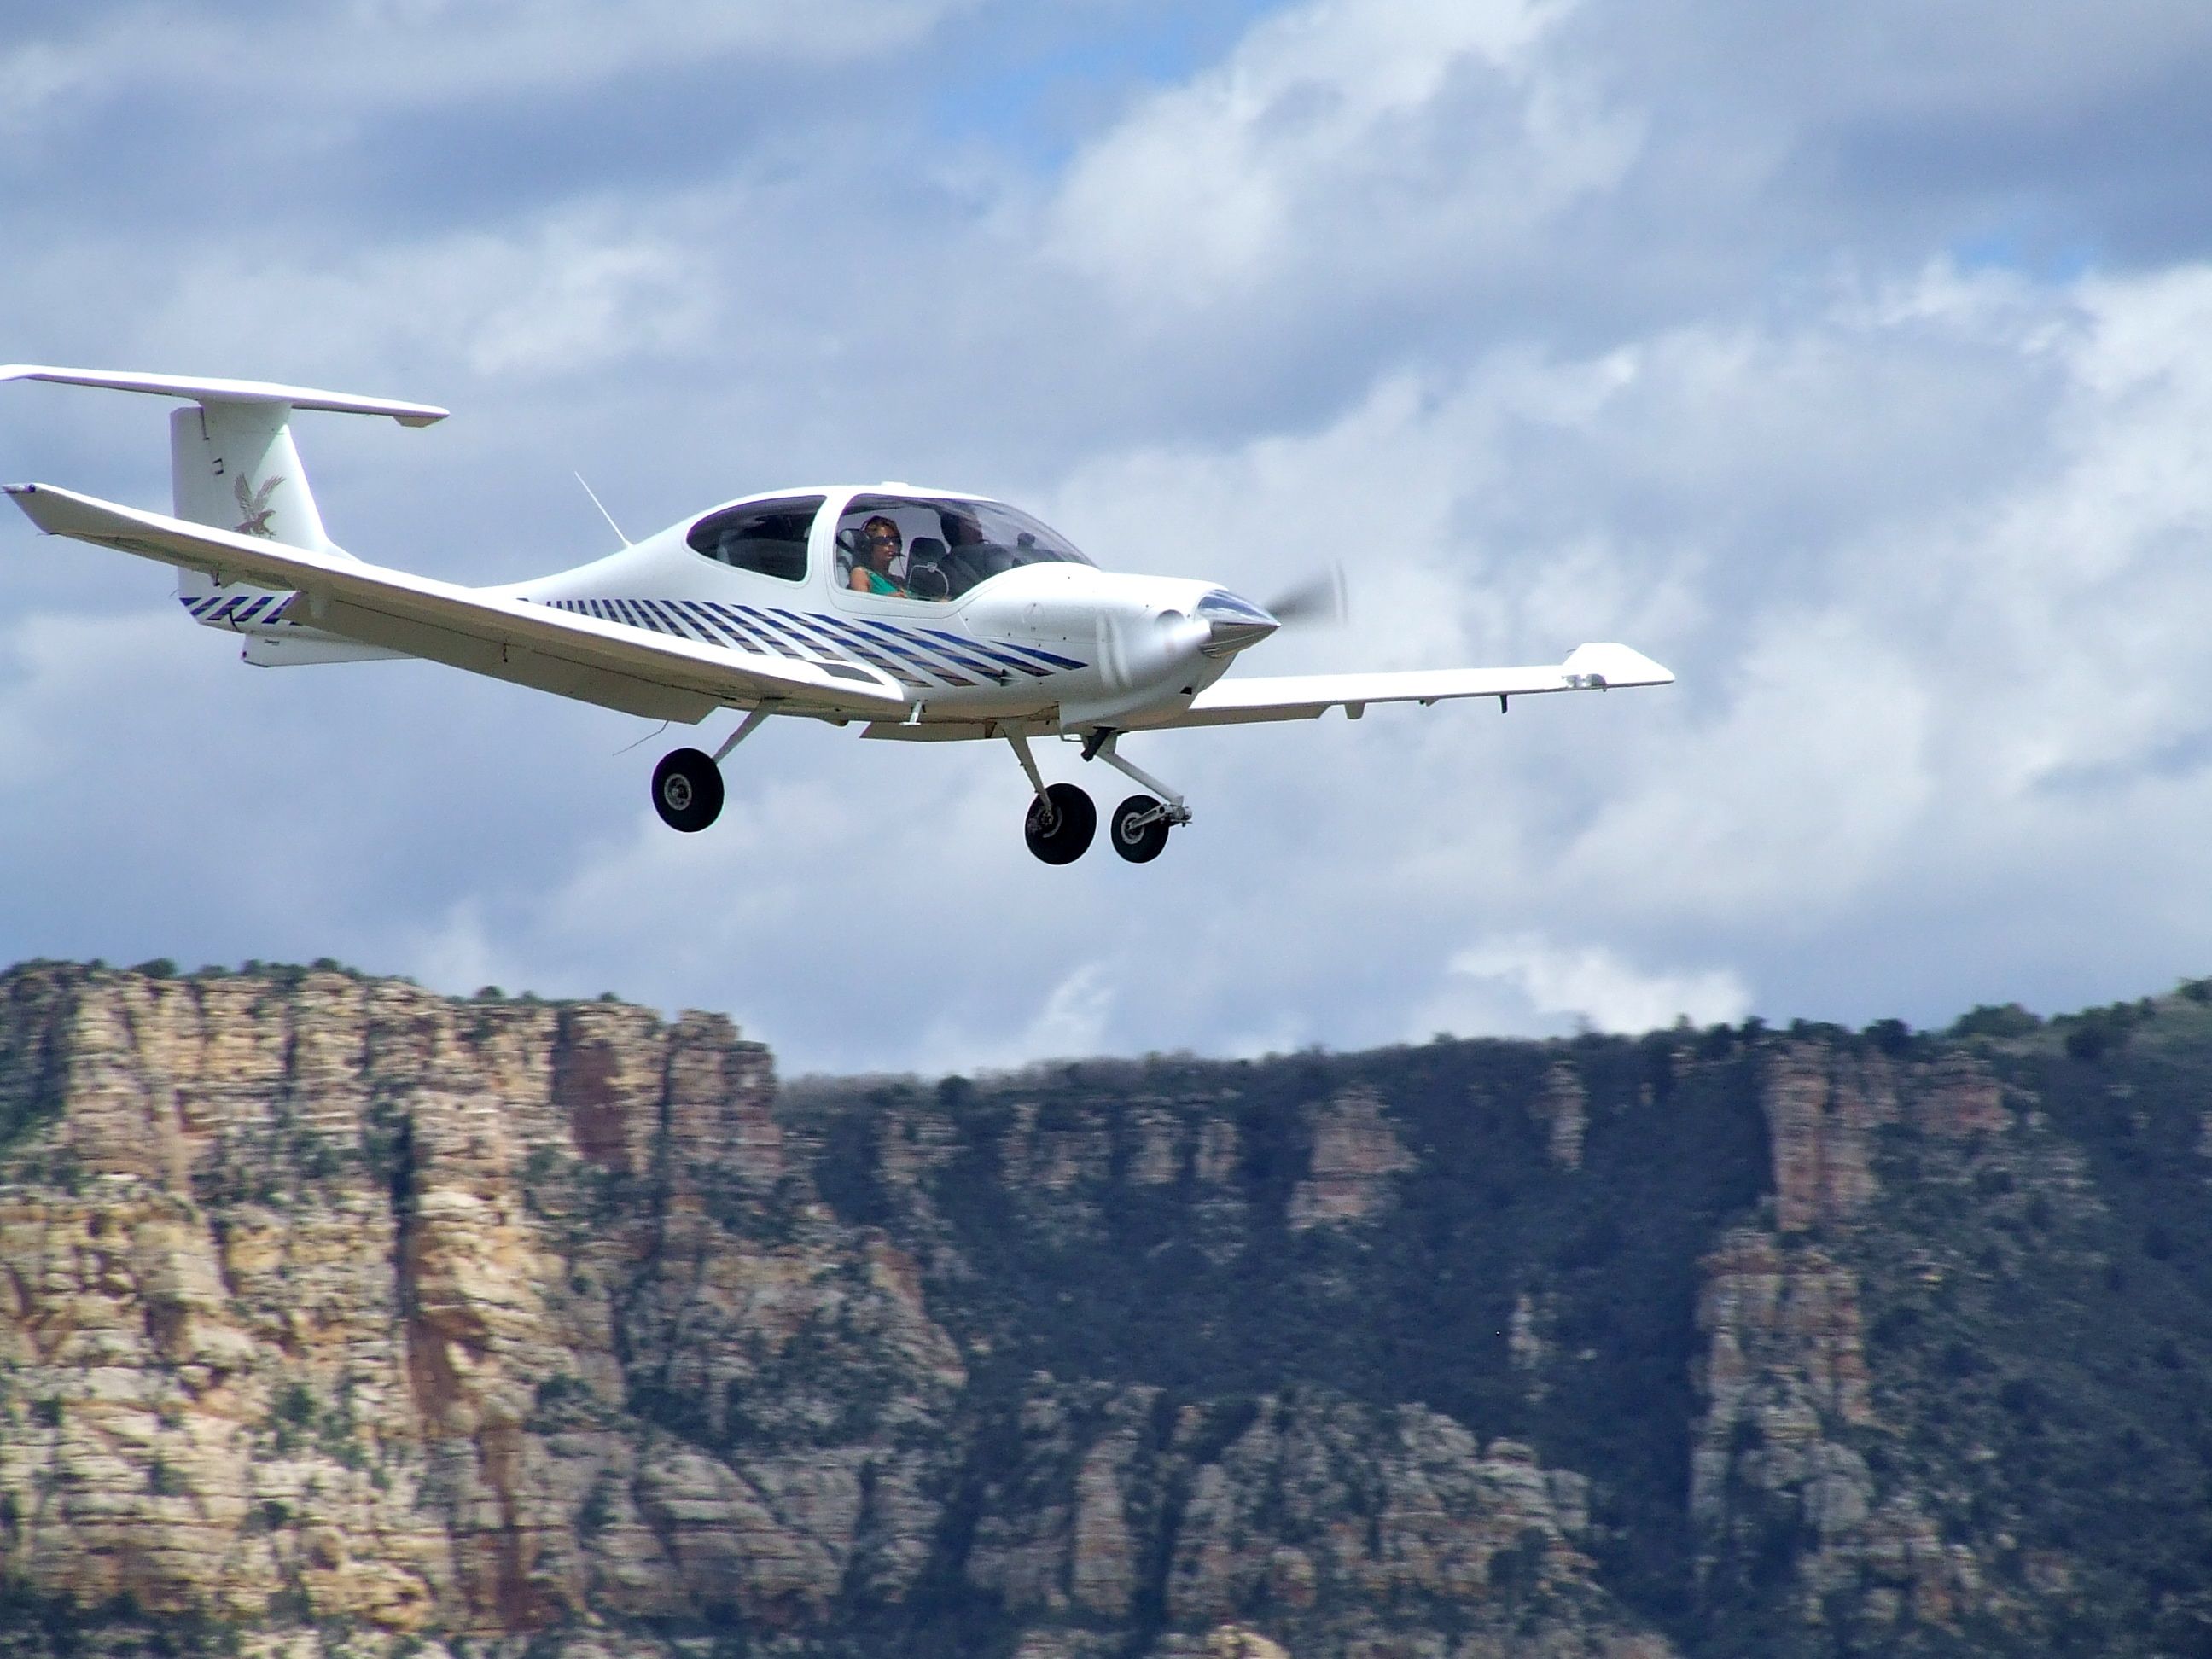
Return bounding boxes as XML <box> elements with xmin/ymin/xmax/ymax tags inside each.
<box><xmin>850</xmin><ymin>515</ymin><xmax>907</xmax><ymax>596</ymax></box>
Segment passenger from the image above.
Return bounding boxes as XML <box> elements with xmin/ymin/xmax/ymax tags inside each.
<box><xmin>850</xmin><ymin>515</ymin><xmax>907</xmax><ymax>596</ymax></box>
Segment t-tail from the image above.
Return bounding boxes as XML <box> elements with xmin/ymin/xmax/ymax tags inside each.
<box><xmin>1</xmin><ymin>366</ymin><xmax>445</xmax><ymax>664</ymax></box>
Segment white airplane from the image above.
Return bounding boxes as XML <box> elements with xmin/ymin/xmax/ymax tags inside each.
<box><xmin>3</xmin><ymin>366</ymin><xmax>1674</xmax><ymax>864</ymax></box>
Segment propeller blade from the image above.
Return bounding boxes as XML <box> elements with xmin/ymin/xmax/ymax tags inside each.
<box><xmin>1266</xmin><ymin>565</ymin><xmax>1347</xmax><ymax>629</ymax></box>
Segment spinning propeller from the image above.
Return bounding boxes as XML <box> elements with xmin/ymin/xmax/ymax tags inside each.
<box><xmin>1262</xmin><ymin>563</ymin><xmax>1347</xmax><ymax>631</ymax></box>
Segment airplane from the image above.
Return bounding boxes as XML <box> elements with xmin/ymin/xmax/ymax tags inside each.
<box><xmin>2</xmin><ymin>366</ymin><xmax>1674</xmax><ymax>864</ymax></box>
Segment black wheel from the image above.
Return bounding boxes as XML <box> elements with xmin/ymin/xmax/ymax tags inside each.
<box><xmin>1023</xmin><ymin>782</ymin><xmax>1096</xmax><ymax>864</ymax></box>
<box><xmin>1109</xmin><ymin>794</ymin><xmax>1172</xmax><ymax>863</ymax></box>
<box><xmin>651</xmin><ymin>748</ymin><xmax>725</xmax><ymax>833</ymax></box>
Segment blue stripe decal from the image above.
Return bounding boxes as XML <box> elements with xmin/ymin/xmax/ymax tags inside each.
<box><xmin>840</xmin><ymin>615</ymin><xmax>1001</xmax><ymax>679</ymax></box>
<box><xmin>810</xmin><ymin>614</ymin><xmax>969</xmax><ymax>687</ymax></box>
<box><xmin>789</xmin><ymin>620</ymin><xmax>925</xmax><ymax>684</ymax></box>
<box><xmin>774</xmin><ymin>608</ymin><xmax>893</xmax><ymax>673</ymax></box>
<box><xmin>903</xmin><ymin>627</ymin><xmax>1026</xmax><ymax>681</ymax></box>
<box><xmin>992</xmin><ymin>638</ymin><xmax>1087</xmax><ymax>672</ymax></box>
<box><xmin>922</xmin><ymin>627</ymin><xmax>1068</xmax><ymax>675</ymax></box>
<box><xmin>923</xmin><ymin>627</ymin><xmax>1022</xmax><ymax>666</ymax></box>
<box><xmin>720</xmin><ymin>605</ymin><xmax>810</xmax><ymax>659</ymax></box>
<box><xmin>638</xmin><ymin>599</ymin><xmax>687</xmax><ymax>637</ymax></box>
<box><xmin>733</xmin><ymin>605</ymin><xmax>833</xmax><ymax>661</ymax></box>
<box><xmin>824</xmin><ymin>621</ymin><xmax>968</xmax><ymax>685</ymax></box>
<box><xmin>671</xmin><ymin>600</ymin><xmax>742</xmax><ymax>650</ymax></box>
<box><xmin>684</xmin><ymin>602</ymin><xmax>754</xmax><ymax>652</ymax></box>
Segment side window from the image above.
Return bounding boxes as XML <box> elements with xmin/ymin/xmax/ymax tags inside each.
<box><xmin>686</xmin><ymin>496</ymin><xmax>824</xmax><ymax>582</ymax></box>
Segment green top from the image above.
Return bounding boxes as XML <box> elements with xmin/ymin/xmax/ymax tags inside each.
<box><xmin>859</xmin><ymin>566</ymin><xmax>905</xmax><ymax>596</ymax></box>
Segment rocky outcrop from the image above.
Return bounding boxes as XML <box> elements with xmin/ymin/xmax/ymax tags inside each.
<box><xmin>1686</xmin><ymin>1044</ymin><xmax>2034</xmax><ymax>1640</ymax></box>
<box><xmin>1285</xmin><ymin>1087</ymin><xmax>1415</xmax><ymax>1231</ymax></box>
<box><xmin>1533</xmin><ymin>1061</ymin><xmax>1588</xmax><ymax>1171</ymax></box>
<box><xmin>971</xmin><ymin>1378</ymin><xmax>1662</xmax><ymax>1656</ymax></box>
<box><xmin>1762</xmin><ymin>1044</ymin><xmax>2012</xmax><ymax>1233</ymax></box>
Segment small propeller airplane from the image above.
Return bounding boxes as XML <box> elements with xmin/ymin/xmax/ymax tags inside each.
<box><xmin>3</xmin><ymin>367</ymin><xmax>1674</xmax><ymax>864</ymax></box>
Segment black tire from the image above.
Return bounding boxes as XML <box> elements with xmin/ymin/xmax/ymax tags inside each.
<box><xmin>1109</xmin><ymin>794</ymin><xmax>1172</xmax><ymax>863</ymax></box>
<box><xmin>651</xmin><ymin>748</ymin><xmax>725</xmax><ymax>833</ymax></box>
<box><xmin>1023</xmin><ymin>782</ymin><xmax>1097</xmax><ymax>864</ymax></box>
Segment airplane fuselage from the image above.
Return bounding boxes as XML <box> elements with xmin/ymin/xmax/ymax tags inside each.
<box><xmin>215</xmin><ymin>483</ymin><xmax>1260</xmax><ymax>735</ymax></box>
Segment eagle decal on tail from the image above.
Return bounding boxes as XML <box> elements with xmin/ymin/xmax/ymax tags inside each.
<box><xmin>234</xmin><ymin>473</ymin><xmax>282</xmax><ymax>537</ymax></box>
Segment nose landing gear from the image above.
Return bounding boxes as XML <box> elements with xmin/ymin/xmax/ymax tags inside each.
<box><xmin>1007</xmin><ymin>728</ymin><xmax>1190</xmax><ymax>865</ymax></box>
<box><xmin>1109</xmin><ymin>795</ymin><xmax>1171</xmax><ymax>863</ymax></box>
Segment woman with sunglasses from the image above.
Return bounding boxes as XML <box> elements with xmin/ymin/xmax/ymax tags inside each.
<box><xmin>850</xmin><ymin>515</ymin><xmax>908</xmax><ymax>596</ymax></box>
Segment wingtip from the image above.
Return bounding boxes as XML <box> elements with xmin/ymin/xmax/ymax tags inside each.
<box><xmin>1564</xmin><ymin>641</ymin><xmax>1675</xmax><ymax>688</ymax></box>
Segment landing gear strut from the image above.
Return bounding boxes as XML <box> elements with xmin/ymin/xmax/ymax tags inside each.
<box><xmin>1086</xmin><ymin>731</ymin><xmax>1190</xmax><ymax>864</ymax></box>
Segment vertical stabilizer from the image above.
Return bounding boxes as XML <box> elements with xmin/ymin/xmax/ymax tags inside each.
<box><xmin>168</xmin><ymin>400</ymin><xmax>355</xmax><ymax>617</ymax></box>
<box><xmin>169</xmin><ymin>402</ymin><xmax>332</xmax><ymax>551</ymax></box>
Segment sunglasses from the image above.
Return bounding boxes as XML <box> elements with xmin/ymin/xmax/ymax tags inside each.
<box><xmin>867</xmin><ymin>534</ymin><xmax>899</xmax><ymax>548</ymax></box>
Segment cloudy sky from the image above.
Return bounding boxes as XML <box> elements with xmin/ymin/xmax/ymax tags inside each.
<box><xmin>7</xmin><ymin>0</ymin><xmax>2212</xmax><ymax>1074</ymax></box>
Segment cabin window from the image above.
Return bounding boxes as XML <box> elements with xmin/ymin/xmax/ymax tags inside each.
<box><xmin>835</xmin><ymin>495</ymin><xmax>1093</xmax><ymax>602</ymax></box>
<box><xmin>687</xmin><ymin>497</ymin><xmax>823</xmax><ymax>582</ymax></box>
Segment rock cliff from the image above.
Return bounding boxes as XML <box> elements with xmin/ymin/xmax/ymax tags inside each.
<box><xmin>0</xmin><ymin>967</ymin><xmax>1664</xmax><ymax>1658</ymax></box>
<box><xmin>4</xmin><ymin>967</ymin><xmax>2210</xmax><ymax>1656</ymax></box>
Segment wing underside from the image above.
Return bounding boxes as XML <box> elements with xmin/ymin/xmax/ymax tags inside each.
<box><xmin>859</xmin><ymin>643</ymin><xmax>1674</xmax><ymax>741</ymax></box>
<box><xmin>4</xmin><ymin>484</ymin><xmax>907</xmax><ymax>723</ymax></box>
<box><xmin>1132</xmin><ymin>643</ymin><xmax>1674</xmax><ymax>728</ymax></box>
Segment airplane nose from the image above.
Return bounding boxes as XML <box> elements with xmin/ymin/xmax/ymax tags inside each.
<box><xmin>1196</xmin><ymin>589</ymin><xmax>1279</xmax><ymax>658</ymax></box>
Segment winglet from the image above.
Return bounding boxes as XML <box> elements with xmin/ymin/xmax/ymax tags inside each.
<box><xmin>1562</xmin><ymin>642</ymin><xmax>1674</xmax><ymax>689</ymax></box>
<box><xmin>0</xmin><ymin>365</ymin><xmax>448</xmax><ymax>427</ymax></box>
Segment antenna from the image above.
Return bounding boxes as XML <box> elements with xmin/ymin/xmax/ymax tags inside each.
<box><xmin>573</xmin><ymin>471</ymin><xmax>631</xmax><ymax>547</ymax></box>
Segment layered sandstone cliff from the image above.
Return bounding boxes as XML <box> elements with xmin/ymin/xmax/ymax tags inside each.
<box><xmin>0</xmin><ymin>965</ymin><xmax>1668</xmax><ymax>1658</ymax></box>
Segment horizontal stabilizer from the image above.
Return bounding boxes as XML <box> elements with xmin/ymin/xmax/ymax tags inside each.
<box><xmin>4</xmin><ymin>483</ymin><xmax>907</xmax><ymax>723</ymax></box>
<box><xmin>0</xmin><ymin>364</ymin><xmax>447</xmax><ymax>426</ymax></box>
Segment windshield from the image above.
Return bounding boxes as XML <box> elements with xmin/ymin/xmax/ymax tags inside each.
<box><xmin>837</xmin><ymin>495</ymin><xmax>1094</xmax><ymax>602</ymax></box>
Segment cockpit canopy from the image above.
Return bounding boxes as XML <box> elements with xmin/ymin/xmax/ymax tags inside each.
<box><xmin>685</xmin><ymin>492</ymin><xmax>1095</xmax><ymax>601</ymax></box>
<box><xmin>835</xmin><ymin>494</ymin><xmax>1094</xmax><ymax>602</ymax></box>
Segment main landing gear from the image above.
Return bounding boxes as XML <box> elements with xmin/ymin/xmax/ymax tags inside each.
<box><xmin>652</xmin><ymin>748</ymin><xmax>724</xmax><ymax>832</ymax></box>
<box><xmin>649</xmin><ymin>706</ymin><xmax>775</xmax><ymax>834</ymax></box>
<box><xmin>1009</xmin><ymin>731</ymin><xmax>1190</xmax><ymax>866</ymax></box>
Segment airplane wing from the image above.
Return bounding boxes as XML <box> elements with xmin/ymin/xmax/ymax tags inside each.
<box><xmin>1126</xmin><ymin>643</ymin><xmax>1674</xmax><ymax>729</ymax></box>
<box><xmin>3</xmin><ymin>483</ymin><xmax>907</xmax><ymax>724</ymax></box>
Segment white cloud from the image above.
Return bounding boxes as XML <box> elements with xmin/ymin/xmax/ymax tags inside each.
<box><xmin>15</xmin><ymin>0</ymin><xmax>2212</xmax><ymax>1073</ymax></box>
<box><xmin>0</xmin><ymin>0</ymin><xmax>981</xmax><ymax>125</ymax></box>
<box><xmin>112</xmin><ymin>208</ymin><xmax>719</xmax><ymax>388</ymax></box>
<box><xmin>1046</xmin><ymin>0</ymin><xmax>1638</xmax><ymax>314</ymax></box>
<box><xmin>1414</xmin><ymin>934</ymin><xmax>1750</xmax><ymax>1038</ymax></box>
<box><xmin>913</xmin><ymin>961</ymin><xmax>1121</xmax><ymax>1075</ymax></box>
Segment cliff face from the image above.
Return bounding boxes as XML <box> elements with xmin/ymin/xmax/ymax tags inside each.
<box><xmin>0</xmin><ymin>969</ymin><xmax>969</xmax><ymax>1643</ymax></box>
<box><xmin>0</xmin><ymin>968</ymin><xmax>1660</xmax><ymax>1658</ymax></box>
<box><xmin>3</xmin><ymin>965</ymin><xmax>2209</xmax><ymax>1657</ymax></box>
